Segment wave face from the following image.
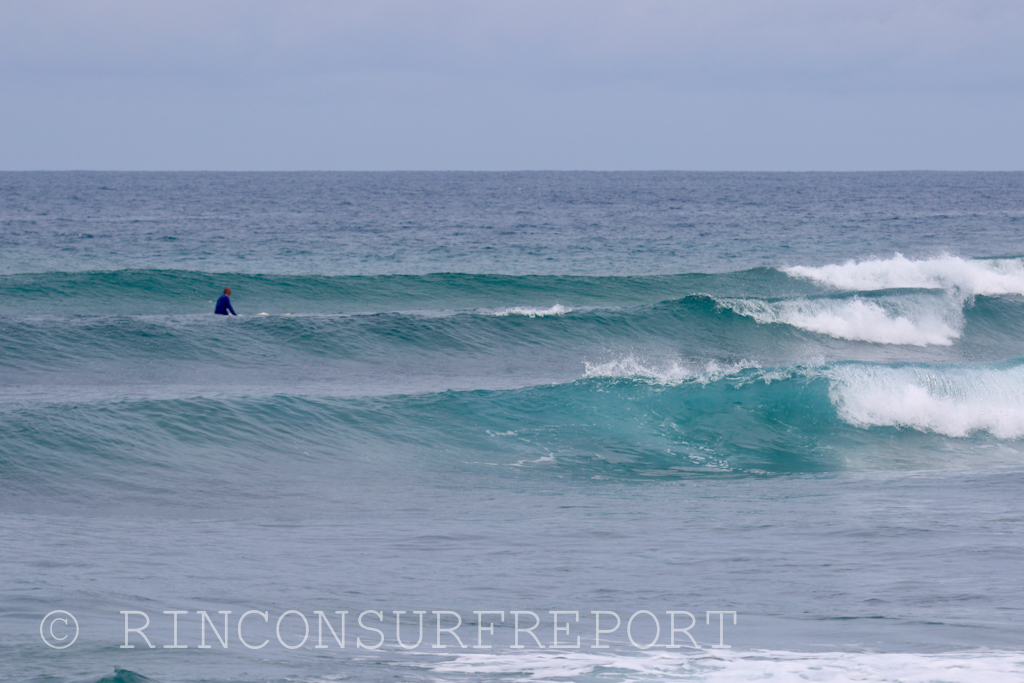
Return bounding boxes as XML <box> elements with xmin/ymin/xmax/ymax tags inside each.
<box><xmin>10</xmin><ymin>360</ymin><xmax>1024</xmax><ymax>515</ymax></box>
<box><xmin>0</xmin><ymin>268</ymin><xmax>800</xmax><ymax>316</ymax></box>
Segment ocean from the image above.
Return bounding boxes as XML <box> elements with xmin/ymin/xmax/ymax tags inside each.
<box><xmin>2</xmin><ymin>171</ymin><xmax>1024</xmax><ymax>682</ymax></box>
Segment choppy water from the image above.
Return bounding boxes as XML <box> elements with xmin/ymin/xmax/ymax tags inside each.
<box><xmin>3</xmin><ymin>172</ymin><xmax>1024</xmax><ymax>682</ymax></box>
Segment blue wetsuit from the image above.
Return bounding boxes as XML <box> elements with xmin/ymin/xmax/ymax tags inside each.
<box><xmin>215</xmin><ymin>294</ymin><xmax>236</xmax><ymax>315</ymax></box>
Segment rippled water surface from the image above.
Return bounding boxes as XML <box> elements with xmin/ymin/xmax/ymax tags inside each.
<box><xmin>3</xmin><ymin>172</ymin><xmax>1024</xmax><ymax>682</ymax></box>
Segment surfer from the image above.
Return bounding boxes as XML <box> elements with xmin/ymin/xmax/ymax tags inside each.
<box><xmin>215</xmin><ymin>287</ymin><xmax>237</xmax><ymax>316</ymax></box>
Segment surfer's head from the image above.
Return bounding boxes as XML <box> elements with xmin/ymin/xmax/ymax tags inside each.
<box><xmin>224</xmin><ymin>287</ymin><xmax>231</xmax><ymax>296</ymax></box>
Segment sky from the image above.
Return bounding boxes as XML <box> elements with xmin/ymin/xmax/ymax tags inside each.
<box><xmin>1</xmin><ymin>0</ymin><xmax>1022</xmax><ymax>171</ymax></box>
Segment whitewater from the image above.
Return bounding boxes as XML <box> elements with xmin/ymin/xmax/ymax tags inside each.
<box><xmin>3</xmin><ymin>171</ymin><xmax>1024</xmax><ymax>683</ymax></box>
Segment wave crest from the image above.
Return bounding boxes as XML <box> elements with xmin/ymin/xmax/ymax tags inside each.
<box><xmin>720</xmin><ymin>294</ymin><xmax>964</xmax><ymax>346</ymax></box>
<box><xmin>583</xmin><ymin>355</ymin><xmax>758</xmax><ymax>385</ymax></box>
<box><xmin>491</xmin><ymin>304</ymin><xmax>572</xmax><ymax>317</ymax></box>
<box><xmin>783</xmin><ymin>253</ymin><xmax>1024</xmax><ymax>295</ymax></box>
<box><xmin>828</xmin><ymin>363</ymin><xmax>1024</xmax><ymax>438</ymax></box>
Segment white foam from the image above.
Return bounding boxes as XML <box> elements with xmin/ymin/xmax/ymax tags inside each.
<box><xmin>829</xmin><ymin>363</ymin><xmax>1024</xmax><ymax>438</ymax></box>
<box><xmin>583</xmin><ymin>355</ymin><xmax>757</xmax><ymax>385</ymax></box>
<box><xmin>492</xmin><ymin>304</ymin><xmax>572</xmax><ymax>318</ymax></box>
<box><xmin>417</xmin><ymin>649</ymin><xmax>1024</xmax><ymax>683</ymax></box>
<box><xmin>721</xmin><ymin>294</ymin><xmax>963</xmax><ymax>346</ymax></box>
<box><xmin>784</xmin><ymin>254</ymin><xmax>1024</xmax><ymax>295</ymax></box>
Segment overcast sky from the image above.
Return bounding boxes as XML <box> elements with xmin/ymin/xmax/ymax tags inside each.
<box><xmin>1</xmin><ymin>0</ymin><xmax>1022</xmax><ymax>170</ymax></box>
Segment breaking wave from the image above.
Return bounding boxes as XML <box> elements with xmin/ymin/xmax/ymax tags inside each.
<box><xmin>719</xmin><ymin>292</ymin><xmax>965</xmax><ymax>346</ymax></box>
<box><xmin>783</xmin><ymin>253</ymin><xmax>1024</xmax><ymax>295</ymax></box>
<box><xmin>419</xmin><ymin>648</ymin><xmax>1024</xmax><ymax>683</ymax></box>
<box><xmin>492</xmin><ymin>304</ymin><xmax>572</xmax><ymax>317</ymax></box>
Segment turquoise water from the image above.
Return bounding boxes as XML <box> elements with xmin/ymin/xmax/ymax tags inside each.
<box><xmin>3</xmin><ymin>172</ymin><xmax>1024</xmax><ymax>682</ymax></box>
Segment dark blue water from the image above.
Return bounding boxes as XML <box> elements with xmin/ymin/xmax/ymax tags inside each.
<box><xmin>3</xmin><ymin>172</ymin><xmax>1024</xmax><ymax>682</ymax></box>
